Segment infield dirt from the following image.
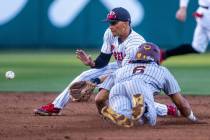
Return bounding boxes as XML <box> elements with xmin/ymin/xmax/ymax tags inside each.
<box><xmin>0</xmin><ymin>92</ymin><xmax>209</xmax><ymax>140</ymax></box>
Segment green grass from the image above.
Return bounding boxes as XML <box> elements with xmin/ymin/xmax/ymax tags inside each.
<box><xmin>0</xmin><ymin>51</ymin><xmax>210</xmax><ymax>95</ymax></box>
<box><xmin>163</xmin><ymin>54</ymin><xmax>210</xmax><ymax>95</ymax></box>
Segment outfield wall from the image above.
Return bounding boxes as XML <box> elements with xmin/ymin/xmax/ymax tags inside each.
<box><xmin>0</xmin><ymin>0</ymin><xmax>198</xmax><ymax>49</ymax></box>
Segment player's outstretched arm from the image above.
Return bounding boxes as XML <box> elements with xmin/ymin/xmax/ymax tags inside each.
<box><xmin>169</xmin><ymin>93</ymin><xmax>197</xmax><ymax>122</ymax></box>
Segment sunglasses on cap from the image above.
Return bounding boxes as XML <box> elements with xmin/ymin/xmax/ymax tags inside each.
<box><xmin>109</xmin><ymin>21</ymin><xmax>119</xmax><ymax>26</ymax></box>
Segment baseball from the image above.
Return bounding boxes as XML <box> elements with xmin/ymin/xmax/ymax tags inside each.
<box><xmin>5</xmin><ymin>71</ymin><xmax>15</xmax><ymax>79</ymax></box>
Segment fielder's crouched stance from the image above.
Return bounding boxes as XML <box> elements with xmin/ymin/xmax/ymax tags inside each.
<box><xmin>101</xmin><ymin>42</ymin><xmax>197</xmax><ymax>127</ymax></box>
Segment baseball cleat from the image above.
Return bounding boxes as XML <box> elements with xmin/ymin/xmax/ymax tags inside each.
<box><xmin>101</xmin><ymin>106</ymin><xmax>133</xmax><ymax>128</ymax></box>
<box><xmin>167</xmin><ymin>104</ymin><xmax>181</xmax><ymax>117</ymax></box>
<box><xmin>132</xmin><ymin>94</ymin><xmax>144</xmax><ymax>121</ymax></box>
<box><xmin>34</xmin><ymin>103</ymin><xmax>61</xmax><ymax>116</ymax></box>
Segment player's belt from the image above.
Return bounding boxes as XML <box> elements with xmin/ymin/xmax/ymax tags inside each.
<box><xmin>200</xmin><ymin>5</ymin><xmax>208</xmax><ymax>9</ymax></box>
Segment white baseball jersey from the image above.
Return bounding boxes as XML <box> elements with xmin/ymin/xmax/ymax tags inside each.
<box><xmin>101</xmin><ymin>62</ymin><xmax>181</xmax><ymax>96</ymax></box>
<box><xmin>101</xmin><ymin>28</ymin><xmax>146</xmax><ymax>66</ymax></box>
<box><xmin>52</xmin><ymin>28</ymin><xmax>146</xmax><ymax>109</ymax></box>
<box><xmin>180</xmin><ymin>0</ymin><xmax>210</xmax><ymax>53</ymax></box>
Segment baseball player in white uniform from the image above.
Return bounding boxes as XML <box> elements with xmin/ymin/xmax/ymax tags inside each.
<box><xmin>34</xmin><ymin>7</ymin><xmax>145</xmax><ymax>115</ymax></box>
<box><xmin>34</xmin><ymin>7</ymin><xmax>177</xmax><ymax>117</ymax></box>
<box><xmin>161</xmin><ymin>0</ymin><xmax>210</xmax><ymax>61</ymax></box>
<box><xmin>101</xmin><ymin>42</ymin><xmax>197</xmax><ymax>127</ymax></box>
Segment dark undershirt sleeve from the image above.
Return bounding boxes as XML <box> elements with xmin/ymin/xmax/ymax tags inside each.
<box><xmin>91</xmin><ymin>52</ymin><xmax>112</xmax><ymax>68</ymax></box>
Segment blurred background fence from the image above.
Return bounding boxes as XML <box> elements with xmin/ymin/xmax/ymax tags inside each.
<box><xmin>0</xmin><ymin>0</ymin><xmax>210</xmax><ymax>93</ymax></box>
<box><xmin>0</xmin><ymin>0</ymin><xmax>201</xmax><ymax>50</ymax></box>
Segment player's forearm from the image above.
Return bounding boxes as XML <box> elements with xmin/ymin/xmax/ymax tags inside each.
<box><xmin>177</xmin><ymin>101</ymin><xmax>197</xmax><ymax>122</ymax></box>
<box><xmin>170</xmin><ymin>93</ymin><xmax>197</xmax><ymax>122</ymax></box>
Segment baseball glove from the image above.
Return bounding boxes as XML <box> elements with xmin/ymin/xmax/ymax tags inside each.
<box><xmin>69</xmin><ymin>81</ymin><xmax>96</xmax><ymax>102</ymax></box>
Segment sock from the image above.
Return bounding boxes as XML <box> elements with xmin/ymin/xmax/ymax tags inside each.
<box><xmin>187</xmin><ymin>111</ymin><xmax>197</xmax><ymax>122</ymax></box>
<box><xmin>154</xmin><ymin>102</ymin><xmax>168</xmax><ymax>116</ymax></box>
<box><xmin>165</xmin><ymin>44</ymin><xmax>199</xmax><ymax>59</ymax></box>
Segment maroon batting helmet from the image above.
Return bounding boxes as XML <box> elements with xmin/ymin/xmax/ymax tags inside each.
<box><xmin>135</xmin><ymin>42</ymin><xmax>160</xmax><ymax>64</ymax></box>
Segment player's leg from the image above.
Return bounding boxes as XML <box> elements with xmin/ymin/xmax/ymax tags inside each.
<box><xmin>34</xmin><ymin>62</ymin><xmax>118</xmax><ymax>116</ymax></box>
<box><xmin>162</xmin><ymin>43</ymin><xmax>199</xmax><ymax>60</ymax></box>
<box><xmin>191</xmin><ymin>24</ymin><xmax>209</xmax><ymax>53</ymax></box>
<box><xmin>109</xmin><ymin>84</ymin><xmax>132</xmax><ymax>117</ymax></box>
<box><xmin>123</xmin><ymin>80</ymin><xmax>145</xmax><ymax>121</ymax></box>
<box><xmin>101</xmin><ymin>83</ymin><xmax>134</xmax><ymax>127</ymax></box>
<box><xmin>160</xmin><ymin>24</ymin><xmax>205</xmax><ymax>61</ymax></box>
<box><xmin>124</xmin><ymin>79</ymin><xmax>157</xmax><ymax>126</ymax></box>
<box><xmin>207</xmin><ymin>29</ymin><xmax>210</xmax><ymax>43</ymax></box>
<box><xmin>154</xmin><ymin>102</ymin><xmax>180</xmax><ymax>117</ymax></box>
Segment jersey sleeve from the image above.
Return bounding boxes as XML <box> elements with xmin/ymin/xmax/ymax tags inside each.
<box><xmin>98</xmin><ymin>74</ymin><xmax>115</xmax><ymax>91</ymax></box>
<box><xmin>162</xmin><ymin>67</ymin><xmax>181</xmax><ymax>95</ymax></box>
<box><xmin>180</xmin><ymin>0</ymin><xmax>189</xmax><ymax>7</ymax></box>
<box><xmin>101</xmin><ymin>28</ymin><xmax>113</xmax><ymax>54</ymax></box>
